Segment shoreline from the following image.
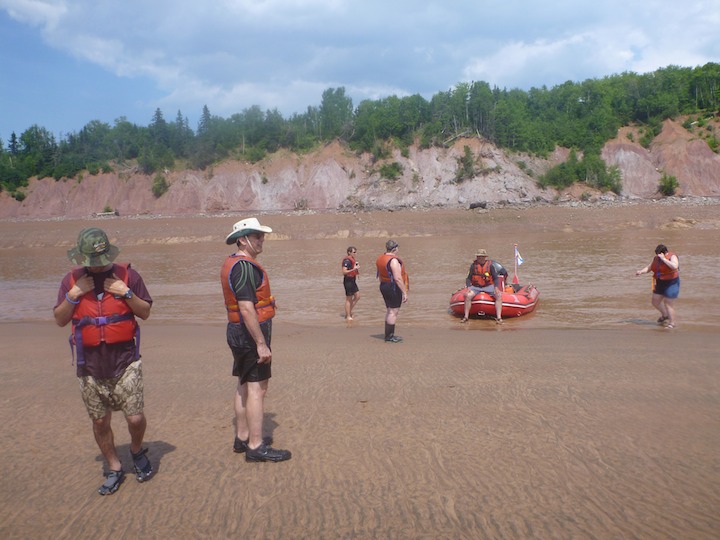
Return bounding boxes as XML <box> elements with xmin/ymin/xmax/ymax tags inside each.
<box><xmin>2</xmin><ymin>194</ymin><xmax>719</xmax><ymax>224</ymax></box>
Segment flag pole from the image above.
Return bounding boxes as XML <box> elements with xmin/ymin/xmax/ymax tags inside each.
<box><xmin>513</xmin><ymin>243</ymin><xmax>519</xmax><ymax>284</ymax></box>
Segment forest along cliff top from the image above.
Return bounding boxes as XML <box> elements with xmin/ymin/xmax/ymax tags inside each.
<box><xmin>1</xmin><ymin>117</ymin><xmax>719</xmax><ymax>220</ymax></box>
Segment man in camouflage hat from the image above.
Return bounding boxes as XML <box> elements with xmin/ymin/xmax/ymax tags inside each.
<box><xmin>53</xmin><ymin>227</ymin><xmax>154</xmax><ymax>495</ymax></box>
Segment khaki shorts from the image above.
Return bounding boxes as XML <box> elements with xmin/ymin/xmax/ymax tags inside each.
<box><xmin>79</xmin><ymin>360</ymin><xmax>144</xmax><ymax>420</ymax></box>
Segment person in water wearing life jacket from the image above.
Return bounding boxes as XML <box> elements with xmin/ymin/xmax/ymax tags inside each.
<box><xmin>635</xmin><ymin>243</ymin><xmax>680</xmax><ymax>329</ymax></box>
<box><xmin>342</xmin><ymin>246</ymin><xmax>361</xmax><ymax>320</ymax></box>
<box><xmin>222</xmin><ymin>217</ymin><xmax>291</xmax><ymax>462</ymax></box>
<box><xmin>461</xmin><ymin>248</ymin><xmax>504</xmax><ymax>324</ymax></box>
<box><xmin>376</xmin><ymin>239</ymin><xmax>409</xmax><ymax>343</ymax></box>
<box><xmin>53</xmin><ymin>228</ymin><xmax>154</xmax><ymax>496</ymax></box>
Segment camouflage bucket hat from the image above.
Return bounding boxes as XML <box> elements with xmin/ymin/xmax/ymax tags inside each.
<box><xmin>67</xmin><ymin>227</ymin><xmax>120</xmax><ymax>267</ymax></box>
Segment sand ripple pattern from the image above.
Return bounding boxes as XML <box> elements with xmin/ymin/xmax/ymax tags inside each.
<box><xmin>2</xmin><ymin>324</ymin><xmax>718</xmax><ymax>539</ymax></box>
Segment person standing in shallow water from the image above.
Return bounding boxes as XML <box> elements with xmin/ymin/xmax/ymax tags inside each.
<box><xmin>53</xmin><ymin>227</ymin><xmax>154</xmax><ymax>496</ymax></box>
<box><xmin>221</xmin><ymin>217</ymin><xmax>291</xmax><ymax>462</ymax></box>
<box><xmin>635</xmin><ymin>243</ymin><xmax>680</xmax><ymax>329</ymax></box>
<box><xmin>376</xmin><ymin>239</ymin><xmax>409</xmax><ymax>343</ymax></box>
<box><xmin>342</xmin><ymin>246</ymin><xmax>360</xmax><ymax>320</ymax></box>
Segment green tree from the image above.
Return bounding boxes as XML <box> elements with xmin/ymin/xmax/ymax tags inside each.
<box><xmin>263</xmin><ymin>108</ymin><xmax>285</xmax><ymax>152</ymax></box>
<box><xmin>398</xmin><ymin>94</ymin><xmax>431</xmax><ymax>142</ymax></box>
<box><xmin>108</xmin><ymin>117</ymin><xmax>143</xmax><ymax>160</ymax></box>
<box><xmin>149</xmin><ymin>108</ymin><xmax>170</xmax><ymax>148</ymax></box>
<box><xmin>18</xmin><ymin>125</ymin><xmax>57</xmax><ymax>179</ymax></box>
<box><xmin>351</xmin><ymin>99</ymin><xmax>383</xmax><ymax>153</ymax></box>
<box><xmin>169</xmin><ymin>110</ymin><xmax>193</xmax><ymax>158</ymax></box>
<box><xmin>197</xmin><ymin>105</ymin><xmax>212</xmax><ymax>137</ymax></box>
<box><xmin>8</xmin><ymin>132</ymin><xmax>19</xmax><ymax>155</ymax></box>
<box><xmin>319</xmin><ymin>87</ymin><xmax>353</xmax><ymax>140</ymax></box>
<box><xmin>467</xmin><ymin>81</ymin><xmax>495</xmax><ymax>137</ymax></box>
<box><xmin>491</xmin><ymin>90</ymin><xmax>531</xmax><ymax>150</ymax></box>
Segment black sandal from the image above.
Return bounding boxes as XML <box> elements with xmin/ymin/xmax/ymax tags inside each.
<box><xmin>98</xmin><ymin>469</ymin><xmax>124</xmax><ymax>496</ymax></box>
<box><xmin>131</xmin><ymin>448</ymin><xmax>154</xmax><ymax>482</ymax></box>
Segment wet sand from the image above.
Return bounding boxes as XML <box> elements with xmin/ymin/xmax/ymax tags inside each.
<box><xmin>1</xmin><ymin>322</ymin><xmax>719</xmax><ymax>539</ymax></box>
<box><xmin>1</xmin><ymin>203</ymin><xmax>720</xmax><ymax>538</ymax></box>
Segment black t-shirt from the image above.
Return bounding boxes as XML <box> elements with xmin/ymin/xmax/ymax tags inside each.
<box><xmin>229</xmin><ymin>259</ymin><xmax>263</xmax><ymax>303</ymax></box>
<box><xmin>226</xmin><ymin>259</ymin><xmax>270</xmax><ymax>349</ymax></box>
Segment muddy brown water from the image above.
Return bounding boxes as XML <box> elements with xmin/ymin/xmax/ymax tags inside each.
<box><xmin>1</xmin><ymin>203</ymin><xmax>718</xmax><ymax>330</ymax></box>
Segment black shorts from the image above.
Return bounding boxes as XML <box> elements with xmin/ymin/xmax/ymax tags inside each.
<box><xmin>343</xmin><ymin>277</ymin><xmax>359</xmax><ymax>296</ymax></box>
<box><xmin>380</xmin><ymin>282</ymin><xmax>403</xmax><ymax>309</ymax></box>
<box><xmin>227</xmin><ymin>322</ymin><xmax>272</xmax><ymax>384</ymax></box>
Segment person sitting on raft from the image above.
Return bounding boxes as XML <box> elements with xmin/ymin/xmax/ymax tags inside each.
<box><xmin>461</xmin><ymin>248</ymin><xmax>504</xmax><ymax>324</ymax></box>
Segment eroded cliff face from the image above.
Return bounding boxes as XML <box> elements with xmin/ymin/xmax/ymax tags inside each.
<box><xmin>1</xmin><ymin>119</ymin><xmax>718</xmax><ymax>220</ymax></box>
<box><xmin>602</xmin><ymin>120</ymin><xmax>720</xmax><ymax>198</ymax></box>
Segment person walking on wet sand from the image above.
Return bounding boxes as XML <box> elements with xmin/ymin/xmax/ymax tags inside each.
<box><xmin>635</xmin><ymin>243</ymin><xmax>680</xmax><ymax>329</ymax></box>
<box><xmin>461</xmin><ymin>249</ymin><xmax>504</xmax><ymax>324</ymax></box>
<box><xmin>53</xmin><ymin>228</ymin><xmax>154</xmax><ymax>496</ymax></box>
<box><xmin>376</xmin><ymin>239</ymin><xmax>409</xmax><ymax>342</ymax></box>
<box><xmin>342</xmin><ymin>246</ymin><xmax>361</xmax><ymax>320</ymax></box>
<box><xmin>221</xmin><ymin>217</ymin><xmax>291</xmax><ymax>462</ymax></box>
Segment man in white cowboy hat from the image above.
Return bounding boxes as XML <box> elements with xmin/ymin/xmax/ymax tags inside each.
<box><xmin>53</xmin><ymin>227</ymin><xmax>154</xmax><ymax>495</ymax></box>
<box><xmin>220</xmin><ymin>217</ymin><xmax>291</xmax><ymax>462</ymax></box>
<box><xmin>461</xmin><ymin>248</ymin><xmax>504</xmax><ymax>324</ymax></box>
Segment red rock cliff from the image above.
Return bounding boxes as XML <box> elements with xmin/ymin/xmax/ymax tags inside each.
<box><xmin>1</xmin><ymin>119</ymin><xmax>718</xmax><ymax>219</ymax></box>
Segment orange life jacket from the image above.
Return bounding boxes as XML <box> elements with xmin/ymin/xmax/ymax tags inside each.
<box><xmin>376</xmin><ymin>253</ymin><xmax>409</xmax><ymax>291</ymax></box>
<box><xmin>651</xmin><ymin>252</ymin><xmax>679</xmax><ymax>280</ymax></box>
<box><xmin>70</xmin><ymin>263</ymin><xmax>137</xmax><ymax>347</ymax></box>
<box><xmin>69</xmin><ymin>263</ymin><xmax>138</xmax><ymax>366</ymax></box>
<box><xmin>343</xmin><ymin>255</ymin><xmax>359</xmax><ymax>278</ymax></box>
<box><xmin>221</xmin><ymin>254</ymin><xmax>276</xmax><ymax>324</ymax></box>
<box><xmin>470</xmin><ymin>260</ymin><xmax>494</xmax><ymax>287</ymax></box>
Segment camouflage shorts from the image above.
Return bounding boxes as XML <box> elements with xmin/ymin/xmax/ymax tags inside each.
<box><xmin>79</xmin><ymin>360</ymin><xmax>144</xmax><ymax>420</ymax></box>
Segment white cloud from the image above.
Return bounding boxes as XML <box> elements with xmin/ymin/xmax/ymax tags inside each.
<box><xmin>4</xmin><ymin>0</ymin><xmax>66</xmax><ymax>27</ymax></box>
<box><xmin>2</xmin><ymin>0</ymin><xmax>719</xmax><ymax>128</ymax></box>
<box><xmin>464</xmin><ymin>35</ymin><xmax>591</xmax><ymax>89</ymax></box>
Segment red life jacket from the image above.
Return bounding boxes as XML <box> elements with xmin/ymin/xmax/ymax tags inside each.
<box><xmin>221</xmin><ymin>254</ymin><xmax>276</xmax><ymax>324</ymax></box>
<box><xmin>376</xmin><ymin>253</ymin><xmax>410</xmax><ymax>291</ymax></box>
<box><xmin>343</xmin><ymin>255</ymin><xmax>359</xmax><ymax>278</ymax></box>
<box><xmin>69</xmin><ymin>264</ymin><xmax>138</xmax><ymax>366</ymax></box>
<box><xmin>470</xmin><ymin>260</ymin><xmax>494</xmax><ymax>287</ymax></box>
<box><xmin>651</xmin><ymin>252</ymin><xmax>679</xmax><ymax>280</ymax></box>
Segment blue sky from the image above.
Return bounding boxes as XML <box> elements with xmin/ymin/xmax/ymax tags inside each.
<box><xmin>1</xmin><ymin>0</ymin><xmax>718</xmax><ymax>142</ymax></box>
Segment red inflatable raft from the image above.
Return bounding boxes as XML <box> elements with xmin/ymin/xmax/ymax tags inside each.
<box><xmin>449</xmin><ymin>284</ymin><xmax>540</xmax><ymax>319</ymax></box>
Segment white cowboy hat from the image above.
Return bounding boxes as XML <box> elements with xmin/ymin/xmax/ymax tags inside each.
<box><xmin>225</xmin><ymin>217</ymin><xmax>273</xmax><ymax>244</ymax></box>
